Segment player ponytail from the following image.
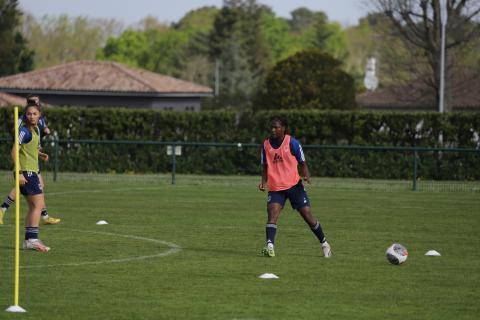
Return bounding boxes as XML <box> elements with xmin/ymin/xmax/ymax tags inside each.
<box><xmin>25</xmin><ymin>94</ymin><xmax>42</xmax><ymax>115</ymax></box>
<box><xmin>26</xmin><ymin>95</ymin><xmax>41</xmax><ymax>108</ymax></box>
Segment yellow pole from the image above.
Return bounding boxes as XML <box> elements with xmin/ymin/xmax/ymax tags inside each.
<box><xmin>6</xmin><ymin>107</ymin><xmax>26</xmax><ymax>312</ymax></box>
<box><xmin>14</xmin><ymin>106</ymin><xmax>21</xmax><ymax>306</ymax></box>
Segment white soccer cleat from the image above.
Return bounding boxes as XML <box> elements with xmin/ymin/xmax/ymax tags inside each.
<box><xmin>22</xmin><ymin>239</ymin><xmax>50</xmax><ymax>252</ymax></box>
<box><xmin>321</xmin><ymin>241</ymin><xmax>332</xmax><ymax>258</ymax></box>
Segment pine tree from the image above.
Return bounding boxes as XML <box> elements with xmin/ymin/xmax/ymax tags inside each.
<box><xmin>0</xmin><ymin>0</ymin><xmax>34</xmax><ymax>76</ymax></box>
<box><xmin>208</xmin><ymin>0</ymin><xmax>271</xmax><ymax>110</ymax></box>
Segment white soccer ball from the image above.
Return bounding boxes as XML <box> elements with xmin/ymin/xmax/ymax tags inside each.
<box><xmin>386</xmin><ymin>243</ymin><xmax>408</xmax><ymax>265</ymax></box>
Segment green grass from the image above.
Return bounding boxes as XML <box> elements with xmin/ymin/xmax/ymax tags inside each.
<box><xmin>0</xmin><ymin>173</ymin><xmax>479</xmax><ymax>320</ymax></box>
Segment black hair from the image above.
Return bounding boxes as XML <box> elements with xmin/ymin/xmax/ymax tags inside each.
<box><xmin>26</xmin><ymin>94</ymin><xmax>41</xmax><ymax>108</ymax></box>
<box><xmin>270</xmin><ymin>116</ymin><xmax>288</xmax><ymax>129</ymax></box>
<box><xmin>24</xmin><ymin>101</ymin><xmax>41</xmax><ymax>114</ymax></box>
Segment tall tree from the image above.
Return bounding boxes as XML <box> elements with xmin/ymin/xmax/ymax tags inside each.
<box><xmin>260</xmin><ymin>12</ymin><xmax>299</xmax><ymax>63</ymax></box>
<box><xmin>371</xmin><ymin>0</ymin><xmax>480</xmax><ymax>111</ymax></box>
<box><xmin>288</xmin><ymin>8</ymin><xmax>349</xmax><ymax>62</ymax></box>
<box><xmin>208</xmin><ymin>0</ymin><xmax>271</xmax><ymax>110</ymax></box>
<box><xmin>174</xmin><ymin>7</ymin><xmax>219</xmax><ymax>85</ymax></box>
<box><xmin>289</xmin><ymin>7</ymin><xmax>325</xmax><ymax>33</ymax></box>
<box><xmin>0</xmin><ymin>0</ymin><xmax>34</xmax><ymax>76</ymax></box>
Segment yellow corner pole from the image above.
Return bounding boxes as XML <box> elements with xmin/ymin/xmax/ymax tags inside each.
<box><xmin>14</xmin><ymin>106</ymin><xmax>21</xmax><ymax>306</ymax></box>
<box><xmin>6</xmin><ymin>107</ymin><xmax>25</xmax><ymax>313</ymax></box>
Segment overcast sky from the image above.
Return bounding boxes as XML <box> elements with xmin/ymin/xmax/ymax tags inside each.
<box><xmin>19</xmin><ymin>0</ymin><xmax>372</xmax><ymax>26</ymax></box>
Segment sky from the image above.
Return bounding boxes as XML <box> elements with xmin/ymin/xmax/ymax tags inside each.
<box><xmin>19</xmin><ymin>0</ymin><xmax>371</xmax><ymax>27</ymax></box>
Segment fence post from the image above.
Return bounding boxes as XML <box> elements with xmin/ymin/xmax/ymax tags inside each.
<box><xmin>53</xmin><ymin>135</ymin><xmax>59</xmax><ymax>182</ymax></box>
<box><xmin>412</xmin><ymin>150</ymin><xmax>418</xmax><ymax>191</ymax></box>
<box><xmin>171</xmin><ymin>143</ymin><xmax>176</xmax><ymax>185</ymax></box>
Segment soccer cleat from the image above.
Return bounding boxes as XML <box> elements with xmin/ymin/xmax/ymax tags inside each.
<box><xmin>0</xmin><ymin>207</ymin><xmax>5</xmax><ymax>225</ymax></box>
<box><xmin>262</xmin><ymin>242</ymin><xmax>275</xmax><ymax>257</ymax></box>
<box><xmin>22</xmin><ymin>239</ymin><xmax>50</xmax><ymax>252</ymax></box>
<box><xmin>42</xmin><ymin>216</ymin><xmax>61</xmax><ymax>225</ymax></box>
<box><xmin>321</xmin><ymin>241</ymin><xmax>332</xmax><ymax>258</ymax></box>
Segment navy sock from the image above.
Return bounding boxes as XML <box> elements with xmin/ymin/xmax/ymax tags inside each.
<box><xmin>266</xmin><ymin>224</ymin><xmax>277</xmax><ymax>245</ymax></box>
<box><xmin>1</xmin><ymin>196</ymin><xmax>14</xmax><ymax>210</ymax></box>
<box><xmin>41</xmin><ymin>208</ymin><xmax>48</xmax><ymax>217</ymax></box>
<box><xmin>25</xmin><ymin>227</ymin><xmax>39</xmax><ymax>240</ymax></box>
<box><xmin>310</xmin><ymin>221</ymin><xmax>326</xmax><ymax>243</ymax></box>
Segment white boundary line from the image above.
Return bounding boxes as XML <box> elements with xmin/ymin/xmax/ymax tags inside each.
<box><xmin>13</xmin><ymin>229</ymin><xmax>181</xmax><ymax>269</ymax></box>
<box><xmin>46</xmin><ymin>187</ymin><xmax>223</xmax><ymax>203</ymax></box>
<box><xmin>47</xmin><ymin>186</ymin><xmax>165</xmax><ymax>196</ymax></box>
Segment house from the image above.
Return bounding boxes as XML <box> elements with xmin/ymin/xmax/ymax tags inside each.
<box><xmin>357</xmin><ymin>71</ymin><xmax>480</xmax><ymax>112</ymax></box>
<box><xmin>0</xmin><ymin>92</ymin><xmax>25</xmax><ymax>107</ymax></box>
<box><xmin>0</xmin><ymin>60</ymin><xmax>214</xmax><ymax>111</ymax></box>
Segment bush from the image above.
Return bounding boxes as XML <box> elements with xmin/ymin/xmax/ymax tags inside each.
<box><xmin>1</xmin><ymin>107</ymin><xmax>478</xmax><ymax>179</ymax></box>
<box><xmin>254</xmin><ymin>49</ymin><xmax>357</xmax><ymax>111</ymax></box>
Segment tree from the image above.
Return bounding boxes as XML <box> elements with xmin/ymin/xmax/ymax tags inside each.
<box><xmin>371</xmin><ymin>0</ymin><xmax>480</xmax><ymax>111</ymax></box>
<box><xmin>0</xmin><ymin>0</ymin><xmax>34</xmax><ymax>76</ymax></box>
<box><xmin>345</xmin><ymin>13</ymin><xmax>388</xmax><ymax>85</ymax></box>
<box><xmin>289</xmin><ymin>7</ymin><xmax>325</xmax><ymax>33</ymax></box>
<box><xmin>97</xmin><ymin>29</ymin><xmax>149</xmax><ymax>68</ymax></box>
<box><xmin>254</xmin><ymin>49</ymin><xmax>357</xmax><ymax>111</ymax></box>
<box><xmin>174</xmin><ymin>7</ymin><xmax>219</xmax><ymax>85</ymax></box>
<box><xmin>208</xmin><ymin>0</ymin><xmax>271</xmax><ymax>110</ymax></box>
<box><xmin>23</xmin><ymin>14</ymin><xmax>123</xmax><ymax>69</ymax></box>
<box><xmin>260</xmin><ymin>12</ymin><xmax>300</xmax><ymax>63</ymax></box>
<box><xmin>97</xmin><ymin>22</ymin><xmax>190</xmax><ymax>77</ymax></box>
<box><xmin>174</xmin><ymin>6</ymin><xmax>219</xmax><ymax>33</ymax></box>
<box><xmin>287</xmin><ymin>8</ymin><xmax>349</xmax><ymax>62</ymax></box>
<box><xmin>98</xmin><ymin>13</ymin><xmax>218</xmax><ymax>86</ymax></box>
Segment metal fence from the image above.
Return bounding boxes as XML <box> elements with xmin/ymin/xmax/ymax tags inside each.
<box><xmin>1</xmin><ymin>137</ymin><xmax>479</xmax><ymax>191</ymax></box>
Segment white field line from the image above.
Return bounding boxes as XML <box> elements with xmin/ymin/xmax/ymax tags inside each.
<box><xmin>14</xmin><ymin>229</ymin><xmax>181</xmax><ymax>269</ymax></box>
<box><xmin>46</xmin><ymin>187</ymin><xmax>231</xmax><ymax>203</ymax></box>
<box><xmin>47</xmin><ymin>186</ymin><xmax>165</xmax><ymax>196</ymax></box>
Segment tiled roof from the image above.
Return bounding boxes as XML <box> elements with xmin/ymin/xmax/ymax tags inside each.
<box><xmin>357</xmin><ymin>72</ymin><xmax>480</xmax><ymax>110</ymax></box>
<box><xmin>0</xmin><ymin>92</ymin><xmax>25</xmax><ymax>107</ymax></box>
<box><xmin>0</xmin><ymin>60</ymin><xmax>213</xmax><ymax>95</ymax></box>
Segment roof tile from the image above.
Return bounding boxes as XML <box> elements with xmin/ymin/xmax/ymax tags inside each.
<box><xmin>0</xmin><ymin>60</ymin><xmax>213</xmax><ymax>94</ymax></box>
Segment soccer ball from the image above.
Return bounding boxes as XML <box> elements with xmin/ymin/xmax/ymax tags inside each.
<box><xmin>386</xmin><ymin>243</ymin><xmax>408</xmax><ymax>265</ymax></box>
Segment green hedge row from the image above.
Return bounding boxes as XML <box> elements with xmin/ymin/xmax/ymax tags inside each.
<box><xmin>1</xmin><ymin>107</ymin><xmax>479</xmax><ymax>179</ymax></box>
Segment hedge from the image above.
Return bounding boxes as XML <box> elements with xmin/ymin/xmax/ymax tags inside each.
<box><xmin>1</xmin><ymin>107</ymin><xmax>479</xmax><ymax>179</ymax></box>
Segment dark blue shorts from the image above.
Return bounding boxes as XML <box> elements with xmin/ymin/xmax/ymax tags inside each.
<box><xmin>268</xmin><ymin>181</ymin><xmax>310</xmax><ymax>210</ymax></box>
<box><xmin>19</xmin><ymin>171</ymin><xmax>43</xmax><ymax>196</ymax></box>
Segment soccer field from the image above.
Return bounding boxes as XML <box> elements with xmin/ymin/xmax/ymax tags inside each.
<box><xmin>0</xmin><ymin>173</ymin><xmax>479</xmax><ymax>320</ymax></box>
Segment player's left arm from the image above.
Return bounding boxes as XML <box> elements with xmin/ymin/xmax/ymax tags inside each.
<box><xmin>39</xmin><ymin>150</ymin><xmax>49</xmax><ymax>162</ymax></box>
<box><xmin>39</xmin><ymin>117</ymin><xmax>51</xmax><ymax>135</ymax></box>
<box><xmin>291</xmin><ymin>137</ymin><xmax>310</xmax><ymax>183</ymax></box>
<box><xmin>299</xmin><ymin>162</ymin><xmax>311</xmax><ymax>184</ymax></box>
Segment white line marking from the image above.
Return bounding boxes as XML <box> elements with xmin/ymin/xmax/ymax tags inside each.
<box><xmin>47</xmin><ymin>186</ymin><xmax>164</xmax><ymax>196</ymax></box>
<box><xmin>14</xmin><ymin>229</ymin><xmax>181</xmax><ymax>269</ymax></box>
<box><xmin>47</xmin><ymin>187</ymin><xmax>224</xmax><ymax>203</ymax></box>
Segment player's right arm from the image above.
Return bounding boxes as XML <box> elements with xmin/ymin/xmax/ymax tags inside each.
<box><xmin>259</xmin><ymin>146</ymin><xmax>267</xmax><ymax>191</ymax></box>
<box><xmin>12</xmin><ymin>127</ymin><xmax>31</xmax><ymax>185</ymax></box>
<box><xmin>11</xmin><ymin>144</ymin><xmax>27</xmax><ymax>185</ymax></box>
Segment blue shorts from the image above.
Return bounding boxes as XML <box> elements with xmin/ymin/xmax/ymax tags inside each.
<box><xmin>268</xmin><ymin>181</ymin><xmax>310</xmax><ymax>210</ymax></box>
<box><xmin>18</xmin><ymin>171</ymin><xmax>43</xmax><ymax>196</ymax></box>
